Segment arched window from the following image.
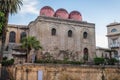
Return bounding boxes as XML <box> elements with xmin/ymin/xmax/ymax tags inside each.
<box><xmin>112</xmin><ymin>39</ymin><xmax>117</xmax><ymax>44</ymax></box>
<box><xmin>83</xmin><ymin>32</ymin><xmax>87</xmax><ymax>39</ymax></box>
<box><xmin>83</xmin><ymin>48</ymin><xmax>88</xmax><ymax>61</ymax></box>
<box><xmin>9</xmin><ymin>31</ymin><xmax>16</xmax><ymax>43</ymax></box>
<box><xmin>111</xmin><ymin>28</ymin><xmax>117</xmax><ymax>32</ymax></box>
<box><xmin>114</xmin><ymin>51</ymin><xmax>118</xmax><ymax>58</ymax></box>
<box><xmin>20</xmin><ymin>32</ymin><xmax>26</xmax><ymax>42</ymax></box>
<box><xmin>68</xmin><ymin>30</ymin><xmax>72</xmax><ymax>37</ymax></box>
<box><xmin>51</xmin><ymin>28</ymin><xmax>56</xmax><ymax>36</ymax></box>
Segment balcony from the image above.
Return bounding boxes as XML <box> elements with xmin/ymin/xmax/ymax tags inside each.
<box><xmin>110</xmin><ymin>42</ymin><xmax>120</xmax><ymax>48</ymax></box>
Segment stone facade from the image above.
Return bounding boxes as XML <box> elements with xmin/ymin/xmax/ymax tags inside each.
<box><xmin>106</xmin><ymin>22</ymin><xmax>120</xmax><ymax>59</ymax></box>
<box><xmin>8</xmin><ymin>64</ymin><xmax>120</xmax><ymax>80</ymax></box>
<box><xmin>28</xmin><ymin>16</ymin><xmax>96</xmax><ymax>62</ymax></box>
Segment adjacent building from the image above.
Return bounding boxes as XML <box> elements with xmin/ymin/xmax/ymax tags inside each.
<box><xmin>96</xmin><ymin>46</ymin><xmax>110</xmax><ymax>58</ymax></box>
<box><xmin>2</xmin><ymin>24</ymin><xmax>28</xmax><ymax>63</ymax></box>
<box><xmin>106</xmin><ymin>22</ymin><xmax>120</xmax><ymax>59</ymax></box>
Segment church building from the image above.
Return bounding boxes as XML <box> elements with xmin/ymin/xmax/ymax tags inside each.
<box><xmin>28</xmin><ymin>6</ymin><xmax>96</xmax><ymax>62</ymax></box>
<box><xmin>2</xmin><ymin>6</ymin><xmax>96</xmax><ymax>63</ymax></box>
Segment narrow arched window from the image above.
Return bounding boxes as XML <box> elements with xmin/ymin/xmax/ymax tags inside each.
<box><xmin>83</xmin><ymin>48</ymin><xmax>88</xmax><ymax>61</ymax></box>
<box><xmin>51</xmin><ymin>28</ymin><xmax>56</xmax><ymax>36</ymax></box>
<box><xmin>20</xmin><ymin>32</ymin><xmax>26</xmax><ymax>42</ymax></box>
<box><xmin>83</xmin><ymin>32</ymin><xmax>87</xmax><ymax>39</ymax></box>
<box><xmin>68</xmin><ymin>30</ymin><xmax>72</xmax><ymax>37</ymax></box>
<box><xmin>9</xmin><ymin>31</ymin><xmax>16</xmax><ymax>43</ymax></box>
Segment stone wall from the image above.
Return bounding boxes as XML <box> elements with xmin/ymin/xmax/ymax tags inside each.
<box><xmin>29</xmin><ymin>16</ymin><xmax>96</xmax><ymax>62</ymax></box>
<box><xmin>8</xmin><ymin>64</ymin><xmax>120</xmax><ymax>80</ymax></box>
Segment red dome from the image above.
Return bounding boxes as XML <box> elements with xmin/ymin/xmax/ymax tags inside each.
<box><xmin>69</xmin><ymin>11</ymin><xmax>82</xmax><ymax>21</ymax></box>
<box><xmin>54</xmin><ymin>8</ymin><xmax>69</xmax><ymax>19</ymax></box>
<box><xmin>40</xmin><ymin>6</ymin><xmax>54</xmax><ymax>17</ymax></box>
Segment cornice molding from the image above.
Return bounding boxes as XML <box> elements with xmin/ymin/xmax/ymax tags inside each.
<box><xmin>35</xmin><ymin>16</ymin><xmax>95</xmax><ymax>28</ymax></box>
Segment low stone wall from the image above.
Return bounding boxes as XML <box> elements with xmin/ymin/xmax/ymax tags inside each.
<box><xmin>8</xmin><ymin>64</ymin><xmax>120</xmax><ymax>80</ymax></box>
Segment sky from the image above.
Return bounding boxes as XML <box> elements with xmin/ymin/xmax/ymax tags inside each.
<box><xmin>9</xmin><ymin>0</ymin><xmax>120</xmax><ymax>48</ymax></box>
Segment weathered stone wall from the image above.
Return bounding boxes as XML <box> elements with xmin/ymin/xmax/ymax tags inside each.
<box><xmin>29</xmin><ymin>16</ymin><xmax>96</xmax><ymax>62</ymax></box>
<box><xmin>8</xmin><ymin>64</ymin><xmax>120</xmax><ymax>80</ymax></box>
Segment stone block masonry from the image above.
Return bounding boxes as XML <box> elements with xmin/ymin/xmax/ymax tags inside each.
<box><xmin>8</xmin><ymin>64</ymin><xmax>120</xmax><ymax>80</ymax></box>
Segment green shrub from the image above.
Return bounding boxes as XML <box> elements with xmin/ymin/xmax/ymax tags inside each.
<box><xmin>107</xmin><ymin>58</ymin><xmax>118</xmax><ymax>65</ymax></box>
<box><xmin>2</xmin><ymin>58</ymin><xmax>14</xmax><ymax>66</ymax></box>
<box><xmin>3</xmin><ymin>56</ymin><xmax>7</xmax><ymax>60</ymax></box>
<box><xmin>35</xmin><ymin>59</ymin><xmax>83</xmax><ymax>65</ymax></box>
<box><xmin>94</xmin><ymin>57</ymin><xmax>105</xmax><ymax>65</ymax></box>
<box><xmin>66</xmin><ymin>61</ymin><xmax>82</xmax><ymax>65</ymax></box>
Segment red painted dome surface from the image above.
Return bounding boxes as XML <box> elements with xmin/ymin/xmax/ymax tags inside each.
<box><xmin>69</xmin><ymin>11</ymin><xmax>82</xmax><ymax>21</ymax></box>
<box><xmin>40</xmin><ymin>6</ymin><xmax>54</xmax><ymax>17</ymax></box>
<box><xmin>54</xmin><ymin>8</ymin><xmax>69</xmax><ymax>19</ymax></box>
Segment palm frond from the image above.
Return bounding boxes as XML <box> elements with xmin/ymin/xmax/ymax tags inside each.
<box><xmin>21</xmin><ymin>36</ymin><xmax>42</xmax><ymax>54</ymax></box>
<box><xmin>0</xmin><ymin>0</ymin><xmax>23</xmax><ymax>15</ymax></box>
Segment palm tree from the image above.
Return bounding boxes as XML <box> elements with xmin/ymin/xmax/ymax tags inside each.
<box><xmin>0</xmin><ymin>11</ymin><xmax>5</xmax><ymax>35</ymax></box>
<box><xmin>21</xmin><ymin>36</ymin><xmax>42</xmax><ymax>62</ymax></box>
<box><xmin>0</xmin><ymin>0</ymin><xmax>23</xmax><ymax>61</ymax></box>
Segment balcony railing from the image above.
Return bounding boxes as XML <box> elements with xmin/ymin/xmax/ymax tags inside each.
<box><xmin>110</xmin><ymin>42</ymin><xmax>120</xmax><ymax>48</ymax></box>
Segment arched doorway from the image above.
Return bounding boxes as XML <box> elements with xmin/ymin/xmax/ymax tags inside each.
<box><xmin>83</xmin><ymin>48</ymin><xmax>88</xmax><ymax>61</ymax></box>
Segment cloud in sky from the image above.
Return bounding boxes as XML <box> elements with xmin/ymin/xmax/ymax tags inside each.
<box><xmin>20</xmin><ymin>0</ymin><xmax>39</xmax><ymax>15</ymax></box>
